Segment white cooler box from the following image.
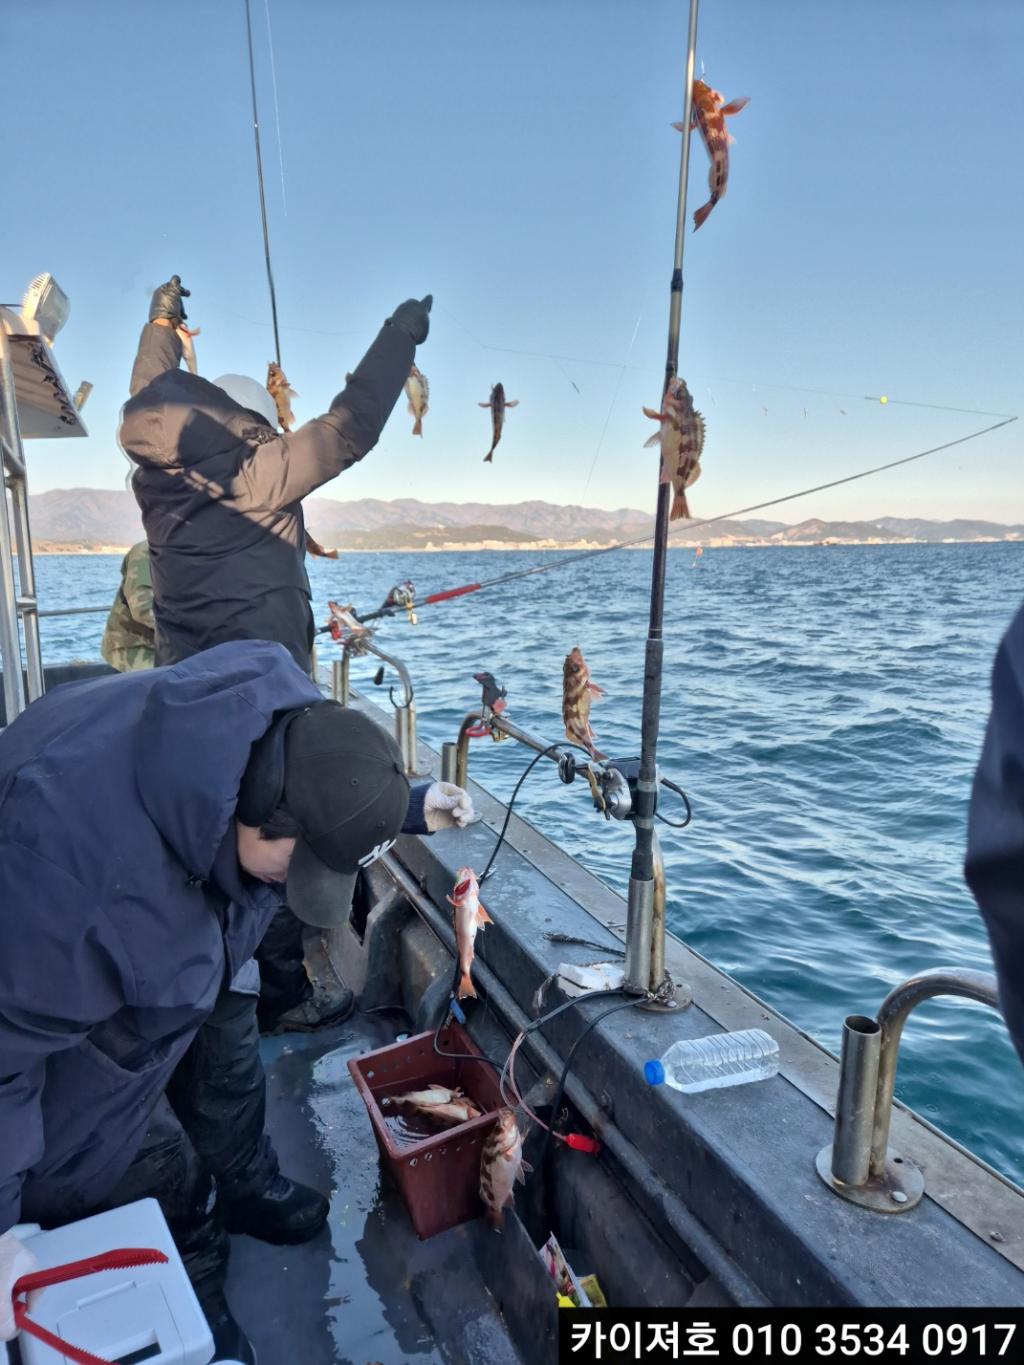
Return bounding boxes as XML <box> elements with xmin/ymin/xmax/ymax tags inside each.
<box><xmin>3</xmin><ymin>1199</ymin><xmax>217</xmax><ymax>1365</ymax></box>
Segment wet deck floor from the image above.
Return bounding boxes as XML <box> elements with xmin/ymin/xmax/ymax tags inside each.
<box><xmin>226</xmin><ymin>1015</ymin><xmax>525</xmax><ymax>1365</ymax></box>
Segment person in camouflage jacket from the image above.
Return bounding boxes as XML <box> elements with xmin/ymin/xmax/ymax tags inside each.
<box><xmin>101</xmin><ymin>541</ymin><xmax>155</xmax><ymax>671</ymax></box>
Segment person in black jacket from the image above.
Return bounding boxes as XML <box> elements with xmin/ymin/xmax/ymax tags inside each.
<box><xmin>966</xmin><ymin>602</ymin><xmax>1024</xmax><ymax>1066</ymax></box>
<box><xmin>121</xmin><ymin>276</ymin><xmax>429</xmax><ymax>672</ymax></box>
<box><xmin>120</xmin><ymin>276</ymin><xmax>435</xmax><ymax>1034</ymax></box>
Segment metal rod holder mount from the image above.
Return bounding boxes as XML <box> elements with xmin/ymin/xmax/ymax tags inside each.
<box><xmin>817</xmin><ymin>969</ymin><xmax>1001</xmax><ymax>1213</ymax></box>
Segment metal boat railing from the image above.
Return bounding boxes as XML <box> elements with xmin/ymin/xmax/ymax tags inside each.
<box><xmin>817</xmin><ymin>968</ymin><xmax>1002</xmax><ymax>1212</ymax></box>
<box><xmin>331</xmin><ymin>645</ymin><xmax>421</xmax><ymax>776</ymax></box>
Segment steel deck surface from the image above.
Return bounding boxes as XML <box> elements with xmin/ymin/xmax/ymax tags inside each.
<box><xmin>225</xmin><ymin>1015</ymin><xmax>525</xmax><ymax>1365</ymax></box>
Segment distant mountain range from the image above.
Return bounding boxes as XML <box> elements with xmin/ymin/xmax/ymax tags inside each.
<box><xmin>24</xmin><ymin>489</ymin><xmax>1024</xmax><ymax>552</ymax></box>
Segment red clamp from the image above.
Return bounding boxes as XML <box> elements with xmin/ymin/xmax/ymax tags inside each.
<box><xmin>13</xmin><ymin>1248</ymin><xmax>169</xmax><ymax>1365</ymax></box>
<box><xmin>564</xmin><ymin>1133</ymin><xmax>602</xmax><ymax>1155</ymax></box>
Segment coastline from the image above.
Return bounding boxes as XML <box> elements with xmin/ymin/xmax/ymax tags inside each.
<box><xmin>29</xmin><ymin>535</ymin><xmax>1024</xmax><ymax>556</ymax></box>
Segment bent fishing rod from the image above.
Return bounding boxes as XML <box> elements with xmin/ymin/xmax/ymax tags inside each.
<box><xmin>325</xmin><ymin>414</ymin><xmax>1017</xmax><ymax>631</ymax></box>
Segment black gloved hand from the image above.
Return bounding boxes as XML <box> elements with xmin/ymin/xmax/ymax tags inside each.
<box><xmin>387</xmin><ymin>295</ymin><xmax>432</xmax><ymax>345</ymax></box>
<box><xmin>149</xmin><ymin>275</ymin><xmax>190</xmax><ymax>324</ymax></box>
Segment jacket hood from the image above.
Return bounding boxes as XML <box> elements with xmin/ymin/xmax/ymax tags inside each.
<box><xmin>121</xmin><ymin>369</ymin><xmax>276</xmax><ymax>470</ymax></box>
<box><xmin>134</xmin><ymin>641</ymin><xmax>324</xmax><ymax>878</ymax></box>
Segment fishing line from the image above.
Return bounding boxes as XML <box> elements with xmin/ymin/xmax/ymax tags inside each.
<box><xmin>373</xmin><ymin>416</ymin><xmax>1017</xmax><ymax>620</ymax></box>
<box><xmin>263</xmin><ymin>0</ymin><xmax>288</xmax><ymax>215</ymax></box>
<box><xmin>580</xmin><ymin>305</ymin><xmax>646</xmax><ymax>506</ymax></box>
<box><xmin>437</xmin><ymin>317</ymin><xmax>1016</xmax><ymax>420</ymax></box>
<box><xmin>243</xmin><ymin>0</ymin><xmax>283</xmax><ymax>366</ymax></box>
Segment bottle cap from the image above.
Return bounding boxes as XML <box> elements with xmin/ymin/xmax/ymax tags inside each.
<box><xmin>643</xmin><ymin>1059</ymin><xmax>665</xmax><ymax>1085</ymax></box>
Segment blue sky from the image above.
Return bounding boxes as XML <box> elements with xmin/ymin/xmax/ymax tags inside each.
<box><xmin>7</xmin><ymin>0</ymin><xmax>1021</xmax><ymax>521</ymax></box>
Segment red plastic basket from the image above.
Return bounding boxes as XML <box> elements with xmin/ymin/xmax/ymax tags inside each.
<box><xmin>348</xmin><ymin>1022</ymin><xmax>505</xmax><ymax>1239</ymax></box>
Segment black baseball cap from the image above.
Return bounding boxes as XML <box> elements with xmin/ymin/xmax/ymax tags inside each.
<box><xmin>240</xmin><ymin>702</ymin><xmax>411</xmax><ymax>928</ymax></box>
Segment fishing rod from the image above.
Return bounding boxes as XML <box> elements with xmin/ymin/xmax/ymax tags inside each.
<box><xmin>338</xmin><ymin>414</ymin><xmax>1017</xmax><ymax>630</ymax></box>
<box><xmin>620</xmin><ymin>0</ymin><xmax>701</xmax><ymax>1000</ymax></box>
<box><xmin>243</xmin><ymin>0</ymin><xmax>283</xmax><ymax>367</ymax></box>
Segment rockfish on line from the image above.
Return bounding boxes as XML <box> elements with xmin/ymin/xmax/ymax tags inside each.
<box><xmin>266</xmin><ymin>361</ymin><xmax>298</xmax><ymax>431</ymax></box>
<box><xmin>643</xmin><ymin>377</ymin><xmax>705</xmax><ymax>521</ymax></box>
<box><xmin>178</xmin><ymin>326</ymin><xmax>200</xmax><ymax>375</ymax></box>
<box><xmin>480</xmin><ymin>1107</ymin><xmax>531</xmax><ymax>1230</ymax></box>
<box><xmin>675</xmin><ymin>79</ymin><xmax>749</xmax><ymax>232</ymax></box>
<box><xmin>478</xmin><ymin>383</ymin><xmax>519</xmax><ymax>463</ymax></box>
<box><xmin>448</xmin><ymin>867</ymin><xmax>492</xmax><ymax>1001</ymax></box>
<box><xmin>562</xmin><ymin>647</ymin><xmax>606</xmax><ymax>760</ymax></box>
<box><xmin>405</xmin><ymin>364</ymin><xmax>429</xmax><ymax>436</ymax></box>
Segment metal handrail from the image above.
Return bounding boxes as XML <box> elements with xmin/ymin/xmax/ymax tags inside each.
<box><xmin>818</xmin><ymin>968</ymin><xmax>1002</xmax><ymax>1213</ymax></box>
<box><xmin>331</xmin><ymin>643</ymin><xmax>421</xmax><ymax>776</ymax></box>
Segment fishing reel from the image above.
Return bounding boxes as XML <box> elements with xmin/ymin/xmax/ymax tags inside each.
<box><xmin>380</xmin><ymin>580</ymin><xmax>417</xmax><ymax>625</ymax></box>
<box><xmin>556</xmin><ymin>753</ymin><xmax>639</xmax><ymax>820</ymax></box>
<box><xmin>557</xmin><ymin>755</ymin><xmax>692</xmax><ymax>827</ymax></box>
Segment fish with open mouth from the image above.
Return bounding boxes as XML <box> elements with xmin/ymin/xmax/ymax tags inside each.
<box><xmin>448</xmin><ymin>867</ymin><xmax>492</xmax><ymax>1000</ymax></box>
<box><xmin>562</xmin><ymin>647</ymin><xmax>606</xmax><ymax>760</ymax></box>
<box><xmin>643</xmin><ymin>376</ymin><xmax>705</xmax><ymax>521</ymax></box>
<box><xmin>478</xmin><ymin>383</ymin><xmax>519</xmax><ymax>463</ymax></box>
<box><xmin>676</xmin><ymin>79</ymin><xmax>749</xmax><ymax>232</ymax></box>
<box><xmin>405</xmin><ymin>364</ymin><xmax>429</xmax><ymax>436</ymax></box>
<box><xmin>480</xmin><ymin>1107</ymin><xmax>531</xmax><ymax>1229</ymax></box>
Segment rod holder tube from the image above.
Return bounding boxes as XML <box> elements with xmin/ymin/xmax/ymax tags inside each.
<box><xmin>624</xmin><ymin>876</ymin><xmax>655</xmax><ymax>994</ymax></box>
<box><xmin>395</xmin><ymin>698</ymin><xmax>418</xmax><ymax>776</ymax></box>
<box><xmin>454</xmin><ymin>712</ymin><xmax>484</xmax><ymax>789</ymax></box>
<box><xmin>830</xmin><ymin>1015</ymin><xmax>882</xmax><ymax>1187</ymax></box>
<box><xmin>869</xmin><ymin>968</ymin><xmax>999</xmax><ymax>1178</ymax></box>
<box><xmin>331</xmin><ymin>659</ymin><xmax>347</xmax><ymax>704</ymax></box>
<box><xmin>440</xmin><ymin>742</ymin><xmax>458</xmax><ymax>785</ymax></box>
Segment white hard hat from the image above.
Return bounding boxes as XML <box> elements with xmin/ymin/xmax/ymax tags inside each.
<box><xmin>213</xmin><ymin>373</ymin><xmax>279</xmax><ymax>429</ymax></box>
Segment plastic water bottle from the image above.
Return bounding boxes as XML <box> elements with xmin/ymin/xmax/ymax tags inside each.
<box><xmin>643</xmin><ymin>1028</ymin><xmax>779</xmax><ymax>1094</ymax></box>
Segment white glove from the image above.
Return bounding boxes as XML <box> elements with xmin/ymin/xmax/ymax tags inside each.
<box><xmin>0</xmin><ymin>1231</ymin><xmax>37</xmax><ymax>1342</ymax></box>
<box><xmin>423</xmin><ymin>781</ymin><xmax>476</xmax><ymax>832</ymax></box>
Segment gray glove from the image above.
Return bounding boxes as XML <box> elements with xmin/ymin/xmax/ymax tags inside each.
<box><xmin>149</xmin><ymin>275</ymin><xmax>190</xmax><ymax>324</ymax></box>
<box><xmin>387</xmin><ymin>295</ymin><xmax>432</xmax><ymax>345</ymax></box>
<box><xmin>423</xmin><ymin>781</ymin><xmax>476</xmax><ymax>831</ymax></box>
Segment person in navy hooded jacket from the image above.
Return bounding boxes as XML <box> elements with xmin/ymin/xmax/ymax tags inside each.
<box><xmin>0</xmin><ymin>641</ymin><xmax>473</xmax><ymax>1363</ymax></box>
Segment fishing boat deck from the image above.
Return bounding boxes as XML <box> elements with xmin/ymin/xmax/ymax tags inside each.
<box><xmin>227</xmin><ymin>1014</ymin><xmax>527</xmax><ymax>1365</ymax></box>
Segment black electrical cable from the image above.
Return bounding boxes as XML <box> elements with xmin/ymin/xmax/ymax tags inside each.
<box><xmin>535</xmin><ymin>996</ymin><xmax>643</xmax><ymax>1171</ymax></box>
<box><xmin>656</xmin><ymin>777</ymin><xmax>692</xmax><ymax>829</ymax></box>
<box><xmin>479</xmin><ymin>744</ymin><xmax>565</xmax><ymax>883</ymax></box>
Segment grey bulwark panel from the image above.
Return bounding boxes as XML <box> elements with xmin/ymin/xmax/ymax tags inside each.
<box><xmin>338</xmin><ymin>689</ymin><xmax>1024</xmax><ymax>1308</ymax></box>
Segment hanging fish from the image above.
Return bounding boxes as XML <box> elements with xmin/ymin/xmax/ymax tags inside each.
<box><xmin>643</xmin><ymin>377</ymin><xmax>705</xmax><ymax>520</ymax></box>
<box><xmin>480</xmin><ymin>1108</ymin><xmax>531</xmax><ymax>1230</ymax></box>
<box><xmin>266</xmin><ymin>361</ymin><xmax>298</xmax><ymax>431</ymax></box>
<box><xmin>448</xmin><ymin>867</ymin><xmax>492</xmax><ymax>1000</ymax></box>
<box><xmin>405</xmin><ymin>364</ymin><xmax>429</xmax><ymax>436</ymax></box>
<box><xmin>478</xmin><ymin>383</ymin><xmax>519</xmax><ymax>463</ymax></box>
<box><xmin>305</xmin><ymin>531</ymin><xmax>338</xmax><ymax>559</ymax></box>
<box><xmin>675</xmin><ymin>80</ymin><xmax>749</xmax><ymax>232</ymax></box>
<box><xmin>562</xmin><ymin>647</ymin><xmax>606</xmax><ymax>760</ymax></box>
<box><xmin>178</xmin><ymin>326</ymin><xmax>201</xmax><ymax>375</ymax></box>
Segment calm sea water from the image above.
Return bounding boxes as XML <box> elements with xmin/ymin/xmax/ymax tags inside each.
<box><xmin>32</xmin><ymin>542</ymin><xmax>1024</xmax><ymax>1184</ymax></box>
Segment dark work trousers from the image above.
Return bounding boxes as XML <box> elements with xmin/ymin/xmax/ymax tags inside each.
<box><xmin>255</xmin><ymin>906</ymin><xmax>312</xmax><ymax>1026</ymax></box>
<box><xmin>84</xmin><ymin>988</ymin><xmax>278</xmax><ymax>1301</ymax></box>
